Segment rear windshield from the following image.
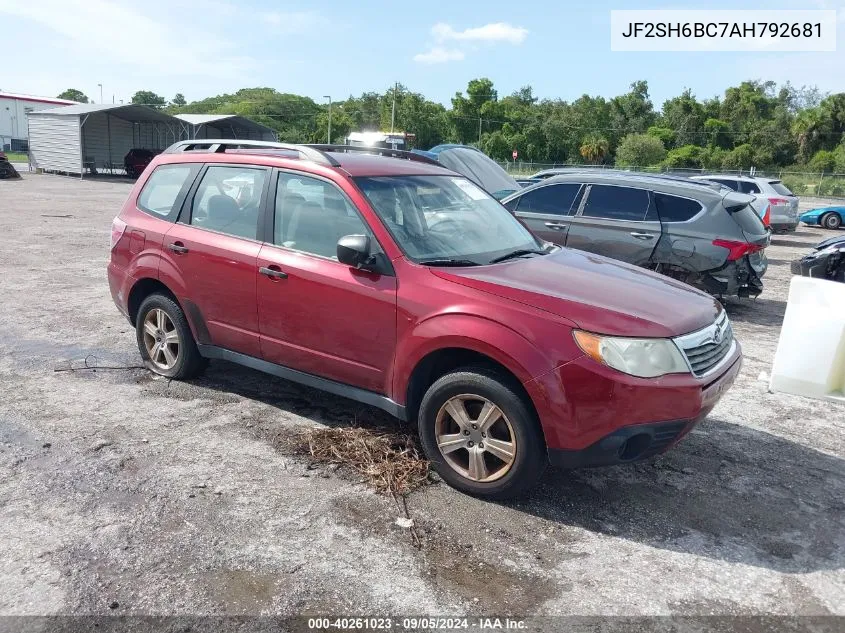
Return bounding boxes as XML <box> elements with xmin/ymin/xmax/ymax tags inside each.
<box><xmin>768</xmin><ymin>180</ymin><xmax>794</xmax><ymax>196</ymax></box>
<box><xmin>727</xmin><ymin>203</ymin><xmax>767</xmax><ymax>235</ymax></box>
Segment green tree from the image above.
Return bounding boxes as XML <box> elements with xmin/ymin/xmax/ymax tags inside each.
<box><xmin>703</xmin><ymin>118</ymin><xmax>731</xmax><ymax>149</ymax></box>
<box><xmin>57</xmin><ymin>88</ymin><xmax>88</xmax><ymax>103</ymax></box>
<box><xmin>450</xmin><ymin>78</ymin><xmax>498</xmax><ymax>144</ymax></box>
<box><xmin>131</xmin><ymin>90</ymin><xmax>167</xmax><ymax>109</ymax></box>
<box><xmin>610</xmin><ymin>80</ymin><xmax>656</xmax><ymax>138</ymax></box>
<box><xmin>579</xmin><ymin>135</ymin><xmax>610</xmax><ymax>164</ymax></box>
<box><xmin>616</xmin><ymin>133</ymin><xmax>667</xmax><ymax>166</ymax></box>
<box><xmin>647</xmin><ymin>126</ymin><xmax>676</xmax><ymax>148</ymax></box>
<box><xmin>660</xmin><ymin>89</ymin><xmax>705</xmax><ymax>147</ymax></box>
<box><xmin>172</xmin><ymin>93</ymin><xmax>186</xmax><ymax>106</ymax></box>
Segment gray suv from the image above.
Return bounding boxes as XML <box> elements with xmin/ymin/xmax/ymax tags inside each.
<box><xmin>501</xmin><ymin>172</ymin><xmax>770</xmax><ymax>297</ymax></box>
<box><xmin>690</xmin><ymin>174</ymin><xmax>799</xmax><ymax>232</ymax></box>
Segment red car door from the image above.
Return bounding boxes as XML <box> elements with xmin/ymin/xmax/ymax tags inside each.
<box><xmin>161</xmin><ymin>164</ymin><xmax>270</xmax><ymax>358</ymax></box>
<box><xmin>256</xmin><ymin>170</ymin><xmax>397</xmax><ymax>393</ymax></box>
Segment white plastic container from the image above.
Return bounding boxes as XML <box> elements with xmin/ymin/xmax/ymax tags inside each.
<box><xmin>769</xmin><ymin>276</ymin><xmax>845</xmax><ymax>403</ymax></box>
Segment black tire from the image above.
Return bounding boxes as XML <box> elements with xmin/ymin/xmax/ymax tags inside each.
<box><xmin>821</xmin><ymin>212</ymin><xmax>842</xmax><ymax>230</ymax></box>
<box><xmin>418</xmin><ymin>367</ymin><xmax>546</xmax><ymax>499</ymax></box>
<box><xmin>135</xmin><ymin>293</ymin><xmax>205</xmax><ymax>379</ymax></box>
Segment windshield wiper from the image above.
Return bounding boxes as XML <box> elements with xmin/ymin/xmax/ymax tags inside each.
<box><xmin>488</xmin><ymin>248</ymin><xmax>548</xmax><ymax>264</ymax></box>
<box><xmin>417</xmin><ymin>258</ymin><xmax>480</xmax><ymax>267</ymax></box>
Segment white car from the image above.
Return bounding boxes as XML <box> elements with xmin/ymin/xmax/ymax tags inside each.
<box><xmin>690</xmin><ymin>175</ymin><xmax>799</xmax><ymax>232</ymax></box>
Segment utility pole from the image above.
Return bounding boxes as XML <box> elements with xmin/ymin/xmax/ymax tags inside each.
<box><xmin>478</xmin><ymin>117</ymin><xmax>482</xmax><ymax>144</ymax></box>
<box><xmin>98</xmin><ymin>83</ymin><xmax>103</xmax><ymax>104</ymax></box>
<box><xmin>390</xmin><ymin>82</ymin><xmax>397</xmax><ymax>133</ymax></box>
<box><xmin>323</xmin><ymin>95</ymin><xmax>332</xmax><ymax>144</ymax></box>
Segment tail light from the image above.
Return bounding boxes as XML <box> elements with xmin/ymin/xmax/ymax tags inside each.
<box><xmin>712</xmin><ymin>239</ymin><xmax>764</xmax><ymax>261</ymax></box>
<box><xmin>762</xmin><ymin>204</ymin><xmax>771</xmax><ymax>227</ymax></box>
<box><xmin>111</xmin><ymin>217</ymin><xmax>127</xmax><ymax>251</ymax></box>
<box><xmin>768</xmin><ymin>197</ymin><xmax>789</xmax><ymax>207</ymax></box>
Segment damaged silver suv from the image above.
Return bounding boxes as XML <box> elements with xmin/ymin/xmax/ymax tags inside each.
<box><xmin>502</xmin><ymin>172</ymin><xmax>770</xmax><ymax>297</ymax></box>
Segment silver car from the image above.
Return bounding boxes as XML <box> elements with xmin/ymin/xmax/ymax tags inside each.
<box><xmin>501</xmin><ymin>172</ymin><xmax>771</xmax><ymax>298</ymax></box>
<box><xmin>690</xmin><ymin>174</ymin><xmax>799</xmax><ymax>232</ymax></box>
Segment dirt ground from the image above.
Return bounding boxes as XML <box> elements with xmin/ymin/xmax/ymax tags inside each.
<box><xmin>0</xmin><ymin>174</ymin><xmax>843</xmax><ymax>622</ymax></box>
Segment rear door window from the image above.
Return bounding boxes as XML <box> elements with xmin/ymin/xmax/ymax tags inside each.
<box><xmin>137</xmin><ymin>164</ymin><xmax>197</xmax><ymax>219</ymax></box>
<box><xmin>654</xmin><ymin>193</ymin><xmax>703</xmax><ymax>222</ymax></box>
<box><xmin>769</xmin><ymin>180</ymin><xmax>794</xmax><ymax>196</ymax></box>
<box><xmin>513</xmin><ymin>183</ymin><xmax>582</xmax><ymax>215</ymax></box>
<box><xmin>189</xmin><ymin>166</ymin><xmax>268</xmax><ymax>240</ymax></box>
<box><xmin>581</xmin><ymin>185</ymin><xmax>650</xmax><ymax>221</ymax></box>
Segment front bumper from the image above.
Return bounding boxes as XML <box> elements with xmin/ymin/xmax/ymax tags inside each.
<box><xmin>526</xmin><ymin>345</ymin><xmax>742</xmax><ymax>464</ymax></box>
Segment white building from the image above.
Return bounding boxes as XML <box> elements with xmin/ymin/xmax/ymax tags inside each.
<box><xmin>0</xmin><ymin>92</ymin><xmax>78</xmax><ymax>152</ymax></box>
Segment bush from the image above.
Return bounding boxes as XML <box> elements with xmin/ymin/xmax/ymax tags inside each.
<box><xmin>663</xmin><ymin>145</ymin><xmax>706</xmax><ymax>169</ymax></box>
<box><xmin>615</xmin><ymin>133</ymin><xmax>667</xmax><ymax>167</ymax></box>
<box><xmin>809</xmin><ymin>150</ymin><xmax>837</xmax><ymax>174</ymax></box>
<box><xmin>721</xmin><ymin>144</ymin><xmax>754</xmax><ymax>170</ymax></box>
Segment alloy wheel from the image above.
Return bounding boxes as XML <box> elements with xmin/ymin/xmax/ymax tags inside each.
<box><xmin>434</xmin><ymin>394</ymin><xmax>517</xmax><ymax>482</ymax></box>
<box><xmin>142</xmin><ymin>308</ymin><xmax>180</xmax><ymax>371</ymax></box>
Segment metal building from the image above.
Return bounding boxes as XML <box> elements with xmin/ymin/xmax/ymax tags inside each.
<box><xmin>0</xmin><ymin>92</ymin><xmax>78</xmax><ymax>151</ymax></box>
<box><xmin>27</xmin><ymin>104</ymin><xmax>188</xmax><ymax>176</ymax></box>
<box><xmin>175</xmin><ymin>114</ymin><xmax>277</xmax><ymax>141</ymax></box>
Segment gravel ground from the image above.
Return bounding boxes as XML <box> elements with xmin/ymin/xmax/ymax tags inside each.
<box><xmin>0</xmin><ymin>175</ymin><xmax>843</xmax><ymax>622</ymax></box>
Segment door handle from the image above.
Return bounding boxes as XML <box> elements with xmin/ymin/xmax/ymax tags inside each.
<box><xmin>630</xmin><ymin>232</ymin><xmax>655</xmax><ymax>240</ymax></box>
<box><xmin>167</xmin><ymin>242</ymin><xmax>189</xmax><ymax>253</ymax></box>
<box><xmin>544</xmin><ymin>222</ymin><xmax>567</xmax><ymax>230</ymax></box>
<box><xmin>259</xmin><ymin>266</ymin><xmax>288</xmax><ymax>280</ymax></box>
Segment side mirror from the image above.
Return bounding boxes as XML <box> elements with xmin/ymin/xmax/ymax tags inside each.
<box><xmin>337</xmin><ymin>234</ymin><xmax>371</xmax><ymax>269</ymax></box>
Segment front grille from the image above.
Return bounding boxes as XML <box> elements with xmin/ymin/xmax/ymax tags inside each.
<box><xmin>674</xmin><ymin>312</ymin><xmax>734</xmax><ymax>377</ymax></box>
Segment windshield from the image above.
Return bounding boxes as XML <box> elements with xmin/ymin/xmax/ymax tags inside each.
<box><xmin>354</xmin><ymin>175</ymin><xmax>542</xmax><ymax>265</ymax></box>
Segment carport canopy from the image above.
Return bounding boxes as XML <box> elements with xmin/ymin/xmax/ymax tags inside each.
<box><xmin>175</xmin><ymin>114</ymin><xmax>277</xmax><ymax>142</ymax></box>
<box><xmin>27</xmin><ymin>103</ymin><xmax>188</xmax><ymax>177</ymax></box>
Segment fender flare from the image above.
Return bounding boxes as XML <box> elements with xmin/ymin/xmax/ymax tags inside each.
<box><xmin>392</xmin><ymin>313</ymin><xmax>554</xmax><ymax>405</ymax></box>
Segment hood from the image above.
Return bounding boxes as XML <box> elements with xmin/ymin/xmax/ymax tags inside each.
<box><xmin>424</xmin><ymin>145</ymin><xmax>520</xmax><ymax>198</ymax></box>
<box><xmin>816</xmin><ymin>233</ymin><xmax>845</xmax><ymax>250</ymax></box>
<box><xmin>430</xmin><ymin>249</ymin><xmax>722</xmax><ymax>338</ymax></box>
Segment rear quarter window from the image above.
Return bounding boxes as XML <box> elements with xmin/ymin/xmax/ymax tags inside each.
<box><xmin>137</xmin><ymin>164</ymin><xmax>196</xmax><ymax>218</ymax></box>
<box><xmin>654</xmin><ymin>193</ymin><xmax>703</xmax><ymax>222</ymax></box>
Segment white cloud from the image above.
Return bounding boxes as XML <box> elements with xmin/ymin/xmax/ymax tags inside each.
<box><xmin>432</xmin><ymin>22</ymin><xmax>528</xmax><ymax>44</ymax></box>
<box><xmin>413</xmin><ymin>47</ymin><xmax>466</xmax><ymax>64</ymax></box>
<box><xmin>261</xmin><ymin>10</ymin><xmax>320</xmax><ymax>33</ymax></box>
<box><xmin>0</xmin><ymin>0</ymin><xmax>254</xmax><ymax>80</ymax></box>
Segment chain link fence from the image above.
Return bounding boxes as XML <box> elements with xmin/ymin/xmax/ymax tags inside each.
<box><xmin>498</xmin><ymin>161</ymin><xmax>845</xmax><ymax>199</ymax></box>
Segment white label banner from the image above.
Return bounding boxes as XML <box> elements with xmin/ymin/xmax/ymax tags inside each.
<box><xmin>610</xmin><ymin>10</ymin><xmax>837</xmax><ymax>52</ymax></box>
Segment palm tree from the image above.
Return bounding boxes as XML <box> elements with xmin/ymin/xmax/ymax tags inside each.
<box><xmin>579</xmin><ymin>135</ymin><xmax>609</xmax><ymax>164</ymax></box>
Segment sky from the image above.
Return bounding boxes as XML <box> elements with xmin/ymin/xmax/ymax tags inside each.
<box><xmin>2</xmin><ymin>0</ymin><xmax>845</xmax><ymax>109</ymax></box>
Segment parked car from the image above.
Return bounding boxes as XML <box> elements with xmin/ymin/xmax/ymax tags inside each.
<box><xmin>690</xmin><ymin>175</ymin><xmax>799</xmax><ymax>232</ymax></box>
<box><xmin>108</xmin><ymin>140</ymin><xmax>742</xmax><ymax>499</ymax></box>
<box><xmin>412</xmin><ymin>144</ymin><xmax>520</xmax><ymax>199</ymax></box>
<box><xmin>124</xmin><ymin>148</ymin><xmax>159</xmax><ymax>179</ymax></box>
<box><xmin>799</xmin><ymin>206</ymin><xmax>844</xmax><ymax>231</ymax></box>
<box><xmin>791</xmin><ymin>234</ymin><xmax>845</xmax><ymax>281</ymax></box>
<box><xmin>501</xmin><ymin>172</ymin><xmax>770</xmax><ymax>298</ymax></box>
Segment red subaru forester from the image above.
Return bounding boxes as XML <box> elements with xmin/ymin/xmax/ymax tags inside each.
<box><xmin>108</xmin><ymin>140</ymin><xmax>741</xmax><ymax>498</ymax></box>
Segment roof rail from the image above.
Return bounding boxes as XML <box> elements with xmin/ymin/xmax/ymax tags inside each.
<box><xmin>162</xmin><ymin>139</ymin><xmax>340</xmax><ymax>166</ymax></box>
<box><xmin>306</xmin><ymin>144</ymin><xmax>440</xmax><ymax>166</ymax></box>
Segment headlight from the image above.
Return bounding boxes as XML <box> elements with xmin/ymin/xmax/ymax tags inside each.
<box><xmin>573</xmin><ymin>330</ymin><xmax>689</xmax><ymax>378</ymax></box>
